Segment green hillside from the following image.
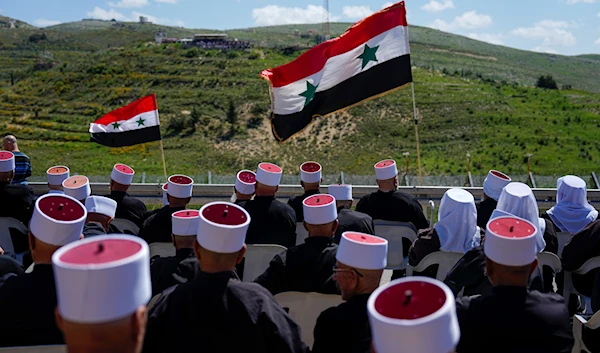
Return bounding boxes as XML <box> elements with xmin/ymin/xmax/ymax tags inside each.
<box><xmin>0</xmin><ymin>19</ymin><xmax>599</xmax><ymax>183</ymax></box>
<box><xmin>0</xmin><ymin>15</ymin><xmax>35</xmax><ymax>29</ymax></box>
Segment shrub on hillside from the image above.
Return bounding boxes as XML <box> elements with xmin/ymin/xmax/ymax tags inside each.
<box><xmin>29</xmin><ymin>33</ymin><xmax>47</xmax><ymax>43</ymax></box>
<box><xmin>536</xmin><ymin>75</ymin><xmax>558</xmax><ymax>90</ymax></box>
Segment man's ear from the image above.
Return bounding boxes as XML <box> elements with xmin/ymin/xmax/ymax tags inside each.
<box><xmin>185</xmin><ymin>197</ymin><xmax>192</xmax><ymax>204</ymax></box>
<box><xmin>171</xmin><ymin>233</ymin><xmax>176</xmax><ymax>247</ymax></box>
<box><xmin>275</xmin><ymin>185</ymin><xmax>279</xmax><ymax>193</ymax></box>
<box><xmin>79</xmin><ymin>234</ymin><xmax>84</xmax><ymax>240</ymax></box>
<box><xmin>131</xmin><ymin>305</ymin><xmax>148</xmax><ymax>344</ymax></box>
<box><xmin>529</xmin><ymin>258</ymin><xmax>539</xmax><ymax>277</ymax></box>
<box><xmin>28</xmin><ymin>232</ymin><xmax>36</xmax><ymax>251</ymax></box>
<box><xmin>303</xmin><ymin>221</ymin><xmax>308</xmax><ymax>232</ymax></box>
<box><xmin>332</xmin><ymin>219</ymin><xmax>339</xmax><ymax>233</ymax></box>
<box><xmin>54</xmin><ymin>307</ymin><xmax>64</xmax><ymax>332</ymax></box>
<box><xmin>193</xmin><ymin>240</ymin><xmax>201</xmax><ymax>262</ymax></box>
<box><xmin>236</xmin><ymin>244</ymin><xmax>247</xmax><ymax>264</ymax></box>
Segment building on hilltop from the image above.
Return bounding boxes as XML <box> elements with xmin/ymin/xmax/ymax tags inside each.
<box><xmin>179</xmin><ymin>33</ymin><xmax>251</xmax><ymax>50</ymax></box>
<box><xmin>155</xmin><ymin>30</ymin><xmax>167</xmax><ymax>44</ymax></box>
<box><xmin>8</xmin><ymin>19</ymin><xmax>16</xmax><ymax>29</ymax></box>
<box><xmin>139</xmin><ymin>16</ymin><xmax>152</xmax><ymax>24</ymax></box>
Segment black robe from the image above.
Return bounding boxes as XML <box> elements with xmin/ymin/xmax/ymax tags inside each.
<box><xmin>254</xmin><ymin>236</ymin><xmax>339</xmax><ymax>295</ymax></box>
<box><xmin>476</xmin><ymin>197</ymin><xmax>497</xmax><ymax>229</ymax></box>
<box><xmin>334</xmin><ymin>207</ymin><xmax>375</xmax><ymax>243</ymax></box>
<box><xmin>287</xmin><ymin>189</ymin><xmax>320</xmax><ymax>222</ymax></box>
<box><xmin>142</xmin><ymin>270</ymin><xmax>309</xmax><ymax>353</ymax></box>
<box><xmin>312</xmin><ymin>294</ymin><xmax>371</xmax><ymax>353</ymax></box>
<box><xmin>407</xmin><ymin>227</ymin><xmax>442</xmax><ymax>278</ymax></box>
<box><xmin>0</xmin><ymin>183</ymin><xmax>34</xmax><ymax>226</ymax></box>
<box><xmin>150</xmin><ymin>248</ymin><xmax>199</xmax><ymax>296</ymax></box>
<box><xmin>355</xmin><ymin>189</ymin><xmax>429</xmax><ymax>230</ymax></box>
<box><xmin>0</xmin><ymin>255</ymin><xmax>24</xmax><ymax>278</ymax></box>
<box><xmin>456</xmin><ymin>286</ymin><xmax>573</xmax><ymax>353</ymax></box>
<box><xmin>109</xmin><ymin>191</ymin><xmax>148</xmax><ymax>228</ymax></box>
<box><xmin>139</xmin><ymin>206</ymin><xmax>185</xmax><ymax>244</ymax></box>
<box><xmin>0</xmin><ymin>264</ymin><xmax>63</xmax><ymax>347</ymax></box>
<box><xmin>83</xmin><ymin>222</ymin><xmax>107</xmax><ymax>238</ymax></box>
<box><xmin>243</xmin><ymin>196</ymin><xmax>297</xmax><ymax>248</ymax></box>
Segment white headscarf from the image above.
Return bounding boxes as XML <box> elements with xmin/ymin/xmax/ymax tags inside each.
<box><xmin>434</xmin><ymin>188</ymin><xmax>480</xmax><ymax>253</ymax></box>
<box><xmin>496</xmin><ymin>182</ymin><xmax>546</xmax><ymax>252</ymax></box>
<box><xmin>546</xmin><ymin>175</ymin><xmax>598</xmax><ymax>234</ymax></box>
<box><xmin>483</xmin><ymin>170</ymin><xmax>511</xmax><ymax>201</ymax></box>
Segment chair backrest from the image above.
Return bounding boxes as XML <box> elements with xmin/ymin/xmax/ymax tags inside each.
<box><xmin>572</xmin><ymin>312</ymin><xmax>600</xmax><ymax>353</ymax></box>
<box><xmin>536</xmin><ymin>251</ymin><xmax>562</xmax><ymax>274</ymax></box>
<box><xmin>295</xmin><ymin>222</ymin><xmax>308</xmax><ymax>246</ymax></box>
<box><xmin>406</xmin><ymin>251</ymin><xmax>464</xmax><ymax>281</ymax></box>
<box><xmin>0</xmin><ymin>345</ymin><xmax>66</xmax><ymax>352</ymax></box>
<box><xmin>149</xmin><ymin>242</ymin><xmax>175</xmax><ymax>258</ymax></box>
<box><xmin>243</xmin><ymin>244</ymin><xmax>287</xmax><ymax>282</ymax></box>
<box><xmin>148</xmin><ymin>293</ymin><xmax>162</xmax><ymax>311</ymax></box>
<box><xmin>25</xmin><ymin>263</ymin><xmax>34</xmax><ymax>274</ymax></box>
<box><xmin>0</xmin><ymin>217</ymin><xmax>27</xmax><ymax>255</ymax></box>
<box><xmin>111</xmin><ymin>218</ymin><xmax>140</xmax><ymax>236</ymax></box>
<box><xmin>274</xmin><ymin>291</ymin><xmax>343</xmax><ymax>348</ymax></box>
<box><xmin>373</xmin><ymin>221</ymin><xmax>418</xmax><ymax>270</ymax></box>
<box><xmin>563</xmin><ymin>256</ymin><xmax>600</xmax><ymax>315</ymax></box>
<box><xmin>556</xmin><ymin>231</ymin><xmax>572</xmax><ymax>258</ymax></box>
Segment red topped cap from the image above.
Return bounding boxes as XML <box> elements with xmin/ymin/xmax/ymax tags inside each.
<box><xmin>375</xmin><ymin>159</ymin><xmax>396</xmax><ymax>168</ymax></box>
<box><xmin>173</xmin><ymin>210</ymin><xmax>200</xmax><ymax>218</ymax></box>
<box><xmin>202</xmin><ymin>203</ymin><xmax>247</xmax><ymax>226</ymax></box>
<box><xmin>162</xmin><ymin>183</ymin><xmax>168</xmax><ymax>191</ymax></box>
<box><xmin>488</xmin><ymin>217</ymin><xmax>535</xmax><ymax>239</ymax></box>
<box><xmin>491</xmin><ymin>170</ymin><xmax>510</xmax><ymax>180</ymax></box>
<box><xmin>259</xmin><ymin>162</ymin><xmax>282</xmax><ymax>173</ymax></box>
<box><xmin>304</xmin><ymin>194</ymin><xmax>335</xmax><ymax>206</ymax></box>
<box><xmin>375</xmin><ymin>280</ymin><xmax>446</xmax><ymax>320</ymax></box>
<box><xmin>59</xmin><ymin>238</ymin><xmax>142</xmax><ymax>265</ymax></box>
<box><xmin>169</xmin><ymin>175</ymin><xmax>193</xmax><ymax>185</ymax></box>
<box><xmin>301</xmin><ymin>162</ymin><xmax>321</xmax><ymax>173</ymax></box>
<box><xmin>344</xmin><ymin>232</ymin><xmax>387</xmax><ymax>244</ymax></box>
<box><xmin>114</xmin><ymin>163</ymin><xmax>134</xmax><ymax>174</ymax></box>
<box><xmin>0</xmin><ymin>151</ymin><xmax>14</xmax><ymax>160</ymax></box>
<box><xmin>38</xmin><ymin>195</ymin><xmax>86</xmax><ymax>221</ymax></box>
<box><xmin>48</xmin><ymin>166</ymin><xmax>68</xmax><ymax>175</ymax></box>
<box><xmin>63</xmin><ymin>176</ymin><xmax>89</xmax><ymax>188</ymax></box>
<box><xmin>238</xmin><ymin>171</ymin><xmax>256</xmax><ymax>184</ymax></box>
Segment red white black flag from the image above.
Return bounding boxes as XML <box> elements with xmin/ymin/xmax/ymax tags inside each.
<box><xmin>261</xmin><ymin>1</ymin><xmax>412</xmax><ymax>142</ymax></box>
<box><xmin>89</xmin><ymin>94</ymin><xmax>162</xmax><ymax>147</ymax></box>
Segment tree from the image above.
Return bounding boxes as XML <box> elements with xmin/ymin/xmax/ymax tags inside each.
<box><xmin>536</xmin><ymin>75</ymin><xmax>558</xmax><ymax>89</ymax></box>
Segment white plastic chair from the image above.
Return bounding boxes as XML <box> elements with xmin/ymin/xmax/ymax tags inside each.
<box><xmin>25</xmin><ymin>263</ymin><xmax>34</xmax><ymax>274</ymax></box>
<box><xmin>243</xmin><ymin>244</ymin><xmax>287</xmax><ymax>282</ymax></box>
<box><xmin>0</xmin><ymin>345</ymin><xmax>66</xmax><ymax>352</ymax></box>
<box><xmin>0</xmin><ymin>217</ymin><xmax>28</xmax><ymax>255</ymax></box>
<box><xmin>295</xmin><ymin>222</ymin><xmax>308</xmax><ymax>246</ymax></box>
<box><xmin>573</xmin><ymin>311</ymin><xmax>600</xmax><ymax>353</ymax></box>
<box><xmin>406</xmin><ymin>251</ymin><xmax>464</xmax><ymax>281</ymax></box>
<box><xmin>148</xmin><ymin>293</ymin><xmax>162</xmax><ymax>311</ymax></box>
<box><xmin>274</xmin><ymin>291</ymin><xmax>343</xmax><ymax>348</ymax></box>
<box><xmin>563</xmin><ymin>256</ymin><xmax>600</xmax><ymax>315</ymax></box>
<box><xmin>373</xmin><ymin>220</ymin><xmax>418</xmax><ymax>270</ymax></box>
<box><xmin>149</xmin><ymin>242</ymin><xmax>175</xmax><ymax>258</ymax></box>
<box><xmin>111</xmin><ymin>218</ymin><xmax>140</xmax><ymax>236</ymax></box>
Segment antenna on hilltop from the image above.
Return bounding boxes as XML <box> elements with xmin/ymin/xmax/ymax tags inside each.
<box><xmin>322</xmin><ymin>0</ymin><xmax>330</xmax><ymax>41</ymax></box>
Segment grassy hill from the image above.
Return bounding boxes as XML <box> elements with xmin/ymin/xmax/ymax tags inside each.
<box><xmin>0</xmin><ymin>19</ymin><xmax>599</xmax><ymax>184</ymax></box>
<box><xmin>0</xmin><ymin>15</ymin><xmax>35</xmax><ymax>29</ymax></box>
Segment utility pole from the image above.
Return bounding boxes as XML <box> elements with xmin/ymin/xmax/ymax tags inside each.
<box><xmin>322</xmin><ymin>0</ymin><xmax>330</xmax><ymax>41</ymax></box>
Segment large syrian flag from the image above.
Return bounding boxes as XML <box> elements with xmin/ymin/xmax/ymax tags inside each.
<box><xmin>261</xmin><ymin>1</ymin><xmax>412</xmax><ymax>142</ymax></box>
<box><xmin>89</xmin><ymin>94</ymin><xmax>162</xmax><ymax>147</ymax></box>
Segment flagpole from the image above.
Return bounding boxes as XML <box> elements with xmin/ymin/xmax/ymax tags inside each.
<box><xmin>410</xmin><ymin>82</ymin><xmax>423</xmax><ymax>186</ymax></box>
<box><xmin>159</xmin><ymin>139</ymin><xmax>168</xmax><ymax>182</ymax></box>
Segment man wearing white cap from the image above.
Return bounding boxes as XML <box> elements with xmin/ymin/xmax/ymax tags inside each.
<box><xmin>83</xmin><ymin>195</ymin><xmax>118</xmax><ymax>237</ymax></box>
<box><xmin>243</xmin><ymin>162</ymin><xmax>297</xmax><ymax>248</ymax></box>
<box><xmin>0</xmin><ymin>193</ymin><xmax>86</xmax><ymax>347</ymax></box>
<box><xmin>46</xmin><ymin>165</ymin><xmax>69</xmax><ymax>194</ymax></box>
<box><xmin>149</xmin><ymin>209</ymin><xmax>200</xmax><ymax>295</ymax></box>
<box><xmin>140</xmin><ymin>174</ymin><xmax>193</xmax><ymax>244</ymax></box>
<box><xmin>313</xmin><ymin>232</ymin><xmax>387</xmax><ymax>353</ymax></box>
<box><xmin>288</xmin><ymin>161</ymin><xmax>322</xmax><ymax>222</ymax></box>
<box><xmin>233</xmin><ymin>169</ymin><xmax>256</xmax><ymax>206</ymax></box>
<box><xmin>53</xmin><ymin>234</ymin><xmax>151</xmax><ymax>353</ymax></box>
<box><xmin>143</xmin><ymin>202</ymin><xmax>308</xmax><ymax>353</ymax></box>
<box><xmin>109</xmin><ymin>163</ymin><xmax>148</xmax><ymax>228</ymax></box>
<box><xmin>63</xmin><ymin>175</ymin><xmax>92</xmax><ymax>203</ymax></box>
<box><xmin>456</xmin><ymin>216</ymin><xmax>573</xmax><ymax>352</ymax></box>
<box><xmin>328</xmin><ymin>184</ymin><xmax>374</xmax><ymax>243</ymax></box>
<box><xmin>0</xmin><ymin>151</ymin><xmax>35</xmax><ymax>226</ymax></box>
<box><xmin>477</xmin><ymin>170</ymin><xmax>511</xmax><ymax>228</ymax></box>
<box><xmin>255</xmin><ymin>194</ymin><xmax>340</xmax><ymax>295</ymax></box>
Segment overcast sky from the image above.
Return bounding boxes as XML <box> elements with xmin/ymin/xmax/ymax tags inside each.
<box><xmin>2</xmin><ymin>0</ymin><xmax>599</xmax><ymax>55</ymax></box>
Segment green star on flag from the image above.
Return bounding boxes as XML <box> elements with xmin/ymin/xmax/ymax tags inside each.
<box><xmin>136</xmin><ymin>118</ymin><xmax>145</xmax><ymax>126</ymax></box>
<box><xmin>299</xmin><ymin>81</ymin><xmax>318</xmax><ymax>106</ymax></box>
<box><xmin>357</xmin><ymin>44</ymin><xmax>379</xmax><ymax>70</ymax></box>
<box><xmin>112</xmin><ymin>122</ymin><xmax>121</xmax><ymax>129</ymax></box>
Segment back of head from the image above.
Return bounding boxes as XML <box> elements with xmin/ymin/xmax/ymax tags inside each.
<box><xmin>547</xmin><ymin>175</ymin><xmax>598</xmax><ymax>234</ymax></box>
<box><xmin>482</xmin><ymin>170</ymin><xmax>511</xmax><ymax>201</ymax></box>
<box><xmin>111</xmin><ymin>164</ymin><xmax>135</xmax><ymax>192</ymax></box>
<box><xmin>172</xmin><ymin>209</ymin><xmax>200</xmax><ymax>249</ymax></box>
<box><xmin>3</xmin><ymin>135</ymin><xmax>17</xmax><ymax>151</ymax></box>
<box><xmin>303</xmin><ymin>194</ymin><xmax>338</xmax><ymax>237</ymax></box>
<box><xmin>166</xmin><ymin>174</ymin><xmax>194</xmax><ymax>207</ymax></box>
<box><xmin>86</xmin><ymin>196</ymin><xmax>118</xmax><ymax>231</ymax></box>
<box><xmin>329</xmin><ymin>184</ymin><xmax>352</xmax><ymax>208</ymax></box>
<box><xmin>0</xmin><ymin>151</ymin><xmax>15</xmax><ymax>184</ymax></box>
<box><xmin>300</xmin><ymin>161</ymin><xmax>322</xmax><ymax>191</ymax></box>
<box><xmin>374</xmin><ymin>159</ymin><xmax>398</xmax><ymax>192</ymax></box>
<box><xmin>434</xmin><ymin>188</ymin><xmax>479</xmax><ymax>253</ymax></box>
<box><xmin>47</xmin><ymin>166</ymin><xmax>70</xmax><ymax>191</ymax></box>
<box><xmin>255</xmin><ymin>162</ymin><xmax>282</xmax><ymax>196</ymax></box>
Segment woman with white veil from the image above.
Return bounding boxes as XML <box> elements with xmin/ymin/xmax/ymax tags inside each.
<box><xmin>543</xmin><ymin>175</ymin><xmax>598</xmax><ymax>235</ymax></box>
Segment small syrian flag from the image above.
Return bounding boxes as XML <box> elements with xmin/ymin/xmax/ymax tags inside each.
<box><xmin>89</xmin><ymin>94</ymin><xmax>162</xmax><ymax>147</ymax></box>
<box><xmin>261</xmin><ymin>1</ymin><xmax>412</xmax><ymax>142</ymax></box>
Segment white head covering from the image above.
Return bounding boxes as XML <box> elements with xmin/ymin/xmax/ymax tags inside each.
<box><xmin>46</xmin><ymin>166</ymin><xmax>70</xmax><ymax>186</ymax></box>
<box><xmin>303</xmin><ymin>194</ymin><xmax>338</xmax><ymax>225</ymax></box>
<box><xmin>235</xmin><ymin>170</ymin><xmax>256</xmax><ymax>195</ymax></box>
<box><xmin>30</xmin><ymin>194</ymin><xmax>87</xmax><ymax>246</ymax></box>
<box><xmin>85</xmin><ymin>196</ymin><xmax>117</xmax><ymax>219</ymax></box>
<box><xmin>167</xmin><ymin>175</ymin><xmax>194</xmax><ymax>199</ymax></box>
<box><xmin>496</xmin><ymin>182</ymin><xmax>546</xmax><ymax>252</ymax></box>
<box><xmin>111</xmin><ymin>164</ymin><xmax>135</xmax><ymax>185</ymax></box>
<box><xmin>546</xmin><ymin>175</ymin><xmax>598</xmax><ymax>234</ymax></box>
<box><xmin>434</xmin><ymin>188</ymin><xmax>480</xmax><ymax>253</ymax></box>
<box><xmin>256</xmin><ymin>162</ymin><xmax>282</xmax><ymax>187</ymax></box>
<box><xmin>483</xmin><ymin>170</ymin><xmax>511</xmax><ymax>201</ymax></box>
<box><xmin>172</xmin><ymin>210</ymin><xmax>200</xmax><ymax>236</ymax></box>
<box><xmin>328</xmin><ymin>184</ymin><xmax>352</xmax><ymax>201</ymax></box>
<box><xmin>300</xmin><ymin>161</ymin><xmax>322</xmax><ymax>183</ymax></box>
<box><xmin>484</xmin><ymin>216</ymin><xmax>538</xmax><ymax>266</ymax></box>
<box><xmin>368</xmin><ymin>277</ymin><xmax>460</xmax><ymax>353</ymax></box>
<box><xmin>0</xmin><ymin>151</ymin><xmax>15</xmax><ymax>173</ymax></box>
<box><xmin>62</xmin><ymin>176</ymin><xmax>91</xmax><ymax>201</ymax></box>
<box><xmin>197</xmin><ymin>202</ymin><xmax>250</xmax><ymax>253</ymax></box>
<box><xmin>336</xmin><ymin>232</ymin><xmax>387</xmax><ymax>270</ymax></box>
<box><xmin>374</xmin><ymin>159</ymin><xmax>398</xmax><ymax>181</ymax></box>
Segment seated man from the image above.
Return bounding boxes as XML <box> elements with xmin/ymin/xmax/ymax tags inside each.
<box><xmin>456</xmin><ymin>215</ymin><xmax>573</xmax><ymax>353</ymax></box>
<box><xmin>476</xmin><ymin>170</ymin><xmax>511</xmax><ymax>228</ymax></box>
<box><xmin>328</xmin><ymin>184</ymin><xmax>375</xmax><ymax>243</ymax></box>
<box><xmin>288</xmin><ymin>161</ymin><xmax>322</xmax><ymax>222</ymax></box>
<box><xmin>3</xmin><ymin>135</ymin><xmax>31</xmax><ymax>185</ymax></box>
<box><xmin>0</xmin><ymin>193</ymin><xmax>87</xmax><ymax>347</ymax></box>
<box><xmin>62</xmin><ymin>175</ymin><xmax>91</xmax><ymax>204</ymax></box>
<box><xmin>143</xmin><ymin>202</ymin><xmax>308</xmax><ymax>353</ymax></box>
<box><xmin>53</xmin><ymin>234</ymin><xmax>151</xmax><ymax>353</ymax></box>
<box><xmin>232</xmin><ymin>169</ymin><xmax>256</xmax><ymax>206</ymax></box>
<box><xmin>367</xmin><ymin>277</ymin><xmax>460</xmax><ymax>353</ymax></box>
<box><xmin>255</xmin><ymin>194</ymin><xmax>339</xmax><ymax>295</ymax></box>
<box><xmin>0</xmin><ymin>151</ymin><xmax>34</xmax><ymax>227</ymax></box>
<box><xmin>109</xmin><ymin>163</ymin><xmax>148</xmax><ymax>228</ymax></box>
<box><xmin>46</xmin><ymin>166</ymin><xmax>70</xmax><ymax>194</ymax></box>
<box><xmin>150</xmin><ymin>209</ymin><xmax>200</xmax><ymax>295</ymax></box>
<box><xmin>140</xmin><ymin>174</ymin><xmax>193</xmax><ymax>244</ymax></box>
<box><xmin>313</xmin><ymin>232</ymin><xmax>387</xmax><ymax>353</ymax></box>
<box><xmin>83</xmin><ymin>196</ymin><xmax>117</xmax><ymax>237</ymax></box>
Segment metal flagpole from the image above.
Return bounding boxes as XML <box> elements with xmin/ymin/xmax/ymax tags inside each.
<box><xmin>159</xmin><ymin>139</ymin><xmax>168</xmax><ymax>182</ymax></box>
<box><xmin>410</xmin><ymin>82</ymin><xmax>423</xmax><ymax>186</ymax></box>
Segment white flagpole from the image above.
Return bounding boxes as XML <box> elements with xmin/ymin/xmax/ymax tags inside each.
<box><xmin>410</xmin><ymin>82</ymin><xmax>423</xmax><ymax>186</ymax></box>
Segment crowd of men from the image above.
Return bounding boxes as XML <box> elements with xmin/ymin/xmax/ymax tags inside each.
<box><xmin>0</xmin><ymin>139</ymin><xmax>599</xmax><ymax>352</ymax></box>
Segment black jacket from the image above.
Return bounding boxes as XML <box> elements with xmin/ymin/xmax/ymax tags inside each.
<box><xmin>83</xmin><ymin>222</ymin><xmax>107</xmax><ymax>238</ymax></box>
<box><xmin>0</xmin><ymin>183</ymin><xmax>34</xmax><ymax>226</ymax></box>
<box><xmin>287</xmin><ymin>189</ymin><xmax>320</xmax><ymax>222</ymax></box>
<box><xmin>254</xmin><ymin>236</ymin><xmax>339</xmax><ymax>295</ymax></box>
<box><xmin>139</xmin><ymin>206</ymin><xmax>185</xmax><ymax>244</ymax></box>
<box><xmin>150</xmin><ymin>248</ymin><xmax>199</xmax><ymax>296</ymax></box>
<box><xmin>334</xmin><ymin>207</ymin><xmax>375</xmax><ymax>243</ymax></box>
<box><xmin>355</xmin><ymin>190</ymin><xmax>429</xmax><ymax>230</ymax></box>
<box><xmin>243</xmin><ymin>196</ymin><xmax>297</xmax><ymax>248</ymax></box>
<box><xmin>476</xmin><ymin>197</ymin><xmax>497</xmax><ymax>229</ymax></box>
<box><xmin>109</xmin><ymin>191</ymin><xmax>148</xmax><ymax>228</ymax></box>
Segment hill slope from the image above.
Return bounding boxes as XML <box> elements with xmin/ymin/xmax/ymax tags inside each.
<box><xmin>0</xmin><ymin>15</ymin><xmax>35</xmax><ymax>29</ymax></box>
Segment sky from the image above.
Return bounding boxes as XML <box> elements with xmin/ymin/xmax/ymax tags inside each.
<box><xmin>1</xmin><ymin>0</ymin><xmax>599</xmax><ymax>55</ymax></box>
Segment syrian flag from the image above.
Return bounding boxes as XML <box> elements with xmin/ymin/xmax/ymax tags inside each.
<box><xmin>89</xmin><ymin>94</ymin><xmax>162</xmax><ymax>147</ymax></box>
<box><xmin>261</xmin><ymin>1</ymin><xmax>412</xmax><ymax>142</ymax></box>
